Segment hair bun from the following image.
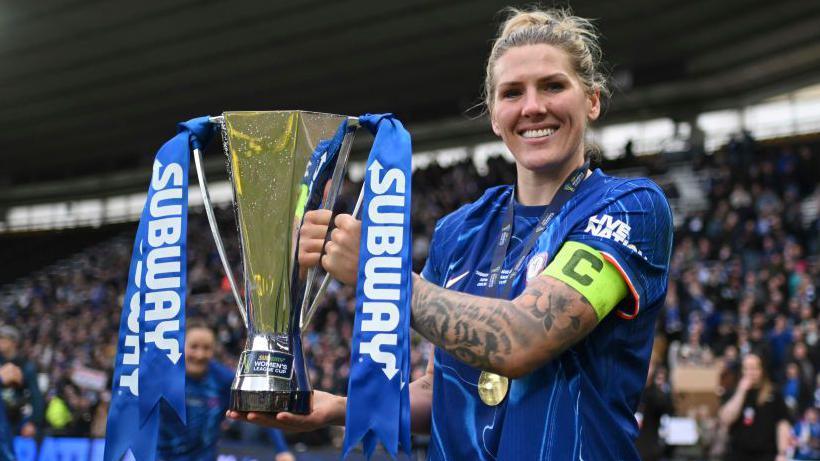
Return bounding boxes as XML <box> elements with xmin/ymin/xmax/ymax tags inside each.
<box><xmin>499</xmin><ymin>10</ymin><xmax>555</xmax><ymax>40</ymax></box>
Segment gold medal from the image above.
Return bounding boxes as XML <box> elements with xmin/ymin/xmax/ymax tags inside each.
<box><xmin>478</xmin><ymin>371</ymin><xmax>509</xmax><ymax>406</ymax></box>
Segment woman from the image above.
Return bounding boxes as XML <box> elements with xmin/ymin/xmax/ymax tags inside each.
<box><xmin>159</xmin><ymin>321</ymin><xmax>295</xmax><ymax>461</ymax></box>
<box><xmin>231</xmin><ymin>7</ymin><xmax>673</xmax><ymax>460</ymax></box>
<box><xmin>718</xmin><ymin>353</ymin><xmax>792</xmax><ymax>461</ymax></box>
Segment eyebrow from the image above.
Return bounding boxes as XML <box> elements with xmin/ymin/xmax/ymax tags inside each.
<box><xmin>496</xmin><ymin>72</ymin><xmax>571</xmax><ymax>87</ymax></box>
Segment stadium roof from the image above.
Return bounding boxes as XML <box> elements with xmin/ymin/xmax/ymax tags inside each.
<box><xmin>3</xmin><ymin>0</ymin><xmax>820</xmax><ymax>206</ymax></box>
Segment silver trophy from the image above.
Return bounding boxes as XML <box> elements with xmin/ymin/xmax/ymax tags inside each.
<box><xmin>193</xmin><ymin>111</ymin><xmax>359</xmax><ymax>414</ymax></box>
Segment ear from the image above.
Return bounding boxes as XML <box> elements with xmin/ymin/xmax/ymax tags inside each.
<box><xmin>490</xmin><ymin>110</ymin><xmax>502</xmax><ymax>137</ymax></box>
<box><xmin>587</xmin><ymin>88</ymin><xmax>601</xmax><ymax>121</ymax></box>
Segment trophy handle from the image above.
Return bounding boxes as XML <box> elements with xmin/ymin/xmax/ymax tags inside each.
<box><xmin>299</xmin><ymin>118</ymin><xmax>360</xmax><ymax>329</ymax></box>
<box><xmin>300</xmin><ymin>184</ymin><xmax>365</xmax><ymax>329</ymax></box>
<box><xmin>192</xmin><ymin>145</ymin><xmax>249</xmax><ymax>329</ymax></box>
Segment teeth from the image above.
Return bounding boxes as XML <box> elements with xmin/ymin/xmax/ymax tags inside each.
<box><xmin>521</xmin><ymin>128</ymin><xmax>555</xmax><ymax>138</ymax></box>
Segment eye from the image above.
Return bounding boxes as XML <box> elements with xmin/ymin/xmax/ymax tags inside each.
<box><xmin>545</xmin><ymin>82</ymin><xmax>565</xmax><ymax>92</ymax></box>
<box><xmin>499</xmin><ymin>88</ymin><xmax>522</xmax><ymax>99</ymax></box>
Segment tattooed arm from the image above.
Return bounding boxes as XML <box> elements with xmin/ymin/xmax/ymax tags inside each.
<box><xmin>411</xmin><ymin>273</ymin><xmax>598</xmax><ymax>379</ymax></box>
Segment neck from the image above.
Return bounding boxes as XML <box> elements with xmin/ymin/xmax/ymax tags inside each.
<box><xmin>515</xmin><ymin>157</ymin><xmax>586</xmax><ymax>206</ymax></box>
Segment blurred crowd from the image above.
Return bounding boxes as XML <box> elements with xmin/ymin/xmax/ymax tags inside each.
<box><xmin>646</xmin><ymin>135</ymin><xmax>820</xmax><ymax>460</ymax></box>
<box><xmin>0</xmin><ymin>133</ymin><xmax>818</xmax><ymax>457</ymax></box>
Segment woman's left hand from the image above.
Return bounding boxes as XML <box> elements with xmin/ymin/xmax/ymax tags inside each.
<box><xmin>322</xmin><ymin>213</ymin><xmax>361</xmax><ymax>285</ymax></box>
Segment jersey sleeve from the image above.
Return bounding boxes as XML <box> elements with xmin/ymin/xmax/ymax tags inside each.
<box><xmin>420</xmin><ymin>219</ymin><xmax>445</xmax><ymax>286</ymax></box>
<box><xmin>566</xmin><ymin>182</ymin><xmax>673</xmax><ymax>319</ymax></box>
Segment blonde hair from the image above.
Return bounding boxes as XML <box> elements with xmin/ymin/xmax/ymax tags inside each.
<box><xmin>484</xmin><ymin>7</ymin><xmax>609</xmax><ymax>111</ymax></box>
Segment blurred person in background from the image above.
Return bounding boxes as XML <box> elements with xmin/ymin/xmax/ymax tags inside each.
<box><xmin>782</xmin><ymin>362</ymin><xmax>812</xmax><ymax>416</ymax></box>
<box><xmin>0</xmin><ymin>325</ymin><xmax>43</xmax><ymax>439</ymax></box>
<box><xmin>719</xmin><ymin>353</ymin><xmax>792</xmax><ymax>461</ymax></box>
<box><xmin>158</xmin><ymin>320</ymin><xmax>294</xmax><ymax>461</ymax></box>
<box><xmin>0</xmin><ymin>362</ymin><xmax>22</xmax><ymax>461</ymax></box>
<box><xmin>791</xmin><ymin>406</ymin><xmax>820</xmax><ymax>460</ymax></box>
<box><xmin>636</xmin><ymin>363</ymin><xmax>674</xmax><ymax>461</ymax></box>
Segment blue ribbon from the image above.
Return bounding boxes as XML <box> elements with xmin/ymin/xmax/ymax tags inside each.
<box><xmin>302</xmin><ymin>119</ymin><xmax>348</xmax><ymax>210</ymax></box>
<box><xmin>343</xmin><ymin>114</ymin><xmax>412</xmax><ymax>459</ymax></box>
<box><xmin>104</xmin><ymin>117</ymin><xmax>213</xmax><ymax>461</ymax></box>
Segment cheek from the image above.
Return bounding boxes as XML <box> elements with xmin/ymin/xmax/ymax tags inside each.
<box><xmin>491</xmin><ymin>108</ymin><xmax>512</xmax><ymax>134</ymax></box>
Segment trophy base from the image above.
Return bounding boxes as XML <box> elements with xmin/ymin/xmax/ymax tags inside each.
<box><xmin>230</xmin><ymin>389</ymin><xmax>312</xmax><ymax>414</ymax></box>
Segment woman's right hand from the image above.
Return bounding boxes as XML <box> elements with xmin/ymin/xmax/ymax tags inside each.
<box><xmin>736</xmin><ymin>375</ymin><xmax>754</xmax><ymax>394</ymax></box>
<box><xmin>227</xmin><ymin>390</ymin><xmax>346</xmax><ymax>432</ymax></box>
<box><xmin>298</xmin><ymin>210</ymin><xmax>361</xmax><ymax>285</ymax></box>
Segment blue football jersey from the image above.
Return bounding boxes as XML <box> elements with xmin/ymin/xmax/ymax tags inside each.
<box><xmin>157</xmin><ymin>361</ymin><xmax>234</xmax><ymax>461</ymax></box>
<box><xmin>0</xmin><ymin>399</ymin><xmax>13</xmax><ymax>461</ymax></box>
<box><xmin>420</xmin><ymin>169</ymin><xmax>673</xmax><ymax>460</ymax></box>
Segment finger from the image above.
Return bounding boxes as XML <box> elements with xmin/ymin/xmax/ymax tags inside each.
<box><xmin>321</xmin><ymin>251</ymin><xmax>332</xmax><ymax>273</ymax></box>
<box><xmin>246</xmin><ymin>411</ymin><xmax>284</xmax><ymax>427</ymax></box>
<box><xmin>299</xmin><ymin>238</ymin><xmax>326</xmax><ymax>254</ymax></box>
<box><xmin>226</xmin><ymin>410</ymin><xmax>248</xmax><ymax>421</ymax></box>
<box><xmin>330</xmin><ymin>227</ymin><xmax>344</xmax><ymax>245</ymax></box>
<box><xmin>300</xmin><ymin>222</ymin><xmax>330</xmax><ymax>240</ymax></box>
<box><xmin>334</xmin><ymin>214</ymin><xmax>360</xmax><ymax>230</ymax></box>
<box><xmin>276</xmin><ymin>412</ymin><xmax>318</xmax><ymax>430</ymax></box>
<box><xmin>298</xmin><ymin>251</ymin><xmax>321</xmax><ymax>269</ymax></box>
<box><xmin>275</xmin><ymin>414</ymin><xmax>306</xmax><ymax>427</ymax></box>
<box><xmin>329</xmin><ymin>228</ymin><xmax>359</xmax><ymax>252</ymax></box>
<box><xmin>322</xmin><ymin>247</ymin><xmax>339</xmax><ymax>274</ymax></box>
<box><xmin>305</xmin><ymin>209</ymin><xmax>332</xmax><ymax>226</ymax></box>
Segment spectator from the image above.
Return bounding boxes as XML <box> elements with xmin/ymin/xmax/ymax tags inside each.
<box><xmin>719</xmin><ymin>353</ymin><xmax>792</xmax><ymax>461</ymax></box>
<box><xmin>157</xmin><ymin>320</ymin><xmax>295</xmax><ymax>461</ymax></box>
<box><xmin>636</xmin><ymin>364</ymin><xmax>674</xmax><ymax>461</ymax></box>
<box><xmin>0</xmin><ymin>325</ymin><xmax>44</xmax><ymax>439</ymax></box>
<box><xmin>0</xmin><ymin>362</ymin><xmax>22</xmax><ymax>461</ymax></box>
<box><xmin>792</xmin><ymin>406</ymin><xmax>820</xmax><ymax>460</ymax></box>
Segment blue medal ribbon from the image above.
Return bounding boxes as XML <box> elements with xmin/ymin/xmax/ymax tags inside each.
<box><xmin>104</xmin><ymin>117</ymin><xmax>213</xmax><ymax>461</ymax></box>
<box><xmin>343</xmin><ymin>114</ymin><xmax>412</xmax><ymax>459</ymax></box>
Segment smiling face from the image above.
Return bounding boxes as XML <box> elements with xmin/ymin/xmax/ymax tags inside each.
<box><xmin>741</xmin><ymin>354</ymin><xmax>764</xmax><ymax>388</ymax></box>
<box><xmin>490</xmin><ymin>44</ymin><xmax>600</xmax><ymax>178</ymax></box>
<box><xmin>185</xmin><ymin>327</ymin><xmax>215</xmax><ymax>379</ymax></box>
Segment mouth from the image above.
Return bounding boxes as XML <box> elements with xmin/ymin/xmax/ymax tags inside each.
<box><xmin>518</xmin><ymin>127</ymin><xmax>557</xmax><ymax>139</ymax></box>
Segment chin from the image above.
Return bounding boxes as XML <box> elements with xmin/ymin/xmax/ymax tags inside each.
<box><xmin>515</xmin><ymin>154</ymin><xmax>568</xmax><ymax>173</ymax></box>
<box><xmin>187</xmin><ymin>365</ymin><xmax>207</xmax><ymax>377</ymax></box>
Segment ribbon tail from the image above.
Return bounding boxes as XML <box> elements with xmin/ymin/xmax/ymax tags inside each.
<box><xmin>138</xmin><ymin>131</ymin><xmax>190</xmax><ymax>426</ymax></box>
<box><xmin>343</xmin><ymin>113</ymin><xmax>412</xmax><ymax>460</ymax></box>
<box><xmin>104</xmin><ymin>218</ymin><xmax>147</xmax><ymax>461</ymax></box>
<box><xmin>129</xmin><ymin>406</ymin><xmax>160</xmax><ymax>461</ymax></box>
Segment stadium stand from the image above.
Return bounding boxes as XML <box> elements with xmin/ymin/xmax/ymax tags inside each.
<box><xmin>0</xmin><ymin>130</ymin><xmax>817</xmax><ymax>458</ymax></box>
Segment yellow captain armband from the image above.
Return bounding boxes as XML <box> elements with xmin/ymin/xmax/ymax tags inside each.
<box><xmin>294</xmin><ymin>184</ymin><xmax>309</xmax><ymax>220</ymax></box>
<box><xmin>541</xmin><ymin>241</ymin><xmax>628</xmax><ymax>321</ymax></box>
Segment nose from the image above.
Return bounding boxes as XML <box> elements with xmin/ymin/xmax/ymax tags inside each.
<box><xmin>520</xmin><ymin>88</ymin><xmax>546</xmax><ymax>117</ymax></box>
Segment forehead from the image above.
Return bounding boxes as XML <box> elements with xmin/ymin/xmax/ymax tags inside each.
<box><xmin>186</xmin><ymin>327</ymin><xmax>215</xmax><ymax>344</ymax></box>
<box><xmin>742</xmin><ymin>355</ymin><xmax>761</xmax><ymax>367</ymax></box>
<box><xmin>494</xmin><ymin>44</ymin><xmax>574</xmax><ymax>85</ymax></box>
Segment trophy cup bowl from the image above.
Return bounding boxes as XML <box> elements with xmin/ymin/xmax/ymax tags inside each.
<box><xmin>193</xmin><ymin>111</ymin><xmax>358</xmax><ymax>414</ymax></box>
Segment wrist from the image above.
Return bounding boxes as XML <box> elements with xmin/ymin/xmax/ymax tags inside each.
<box><xmin>328</xmin><ymin>395</ymin><xmax>347</xmax><ymax>426</ymax></box>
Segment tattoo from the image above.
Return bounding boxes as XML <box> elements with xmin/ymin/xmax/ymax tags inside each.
<box><xmin>411</xmin><ymin>274</ymin><xmax>597</xmax><ymax>376</ymax></box>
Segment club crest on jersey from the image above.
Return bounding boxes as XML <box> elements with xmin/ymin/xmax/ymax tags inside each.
<box><xmin>358</xmin><ymin>160</ymin><xmax>407</xmax><ymax>380</ymax></box>
<box><xmin>526</xmin><ymin>252</ymin><xmax>549</xmax><ymax>280</ymax></box>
